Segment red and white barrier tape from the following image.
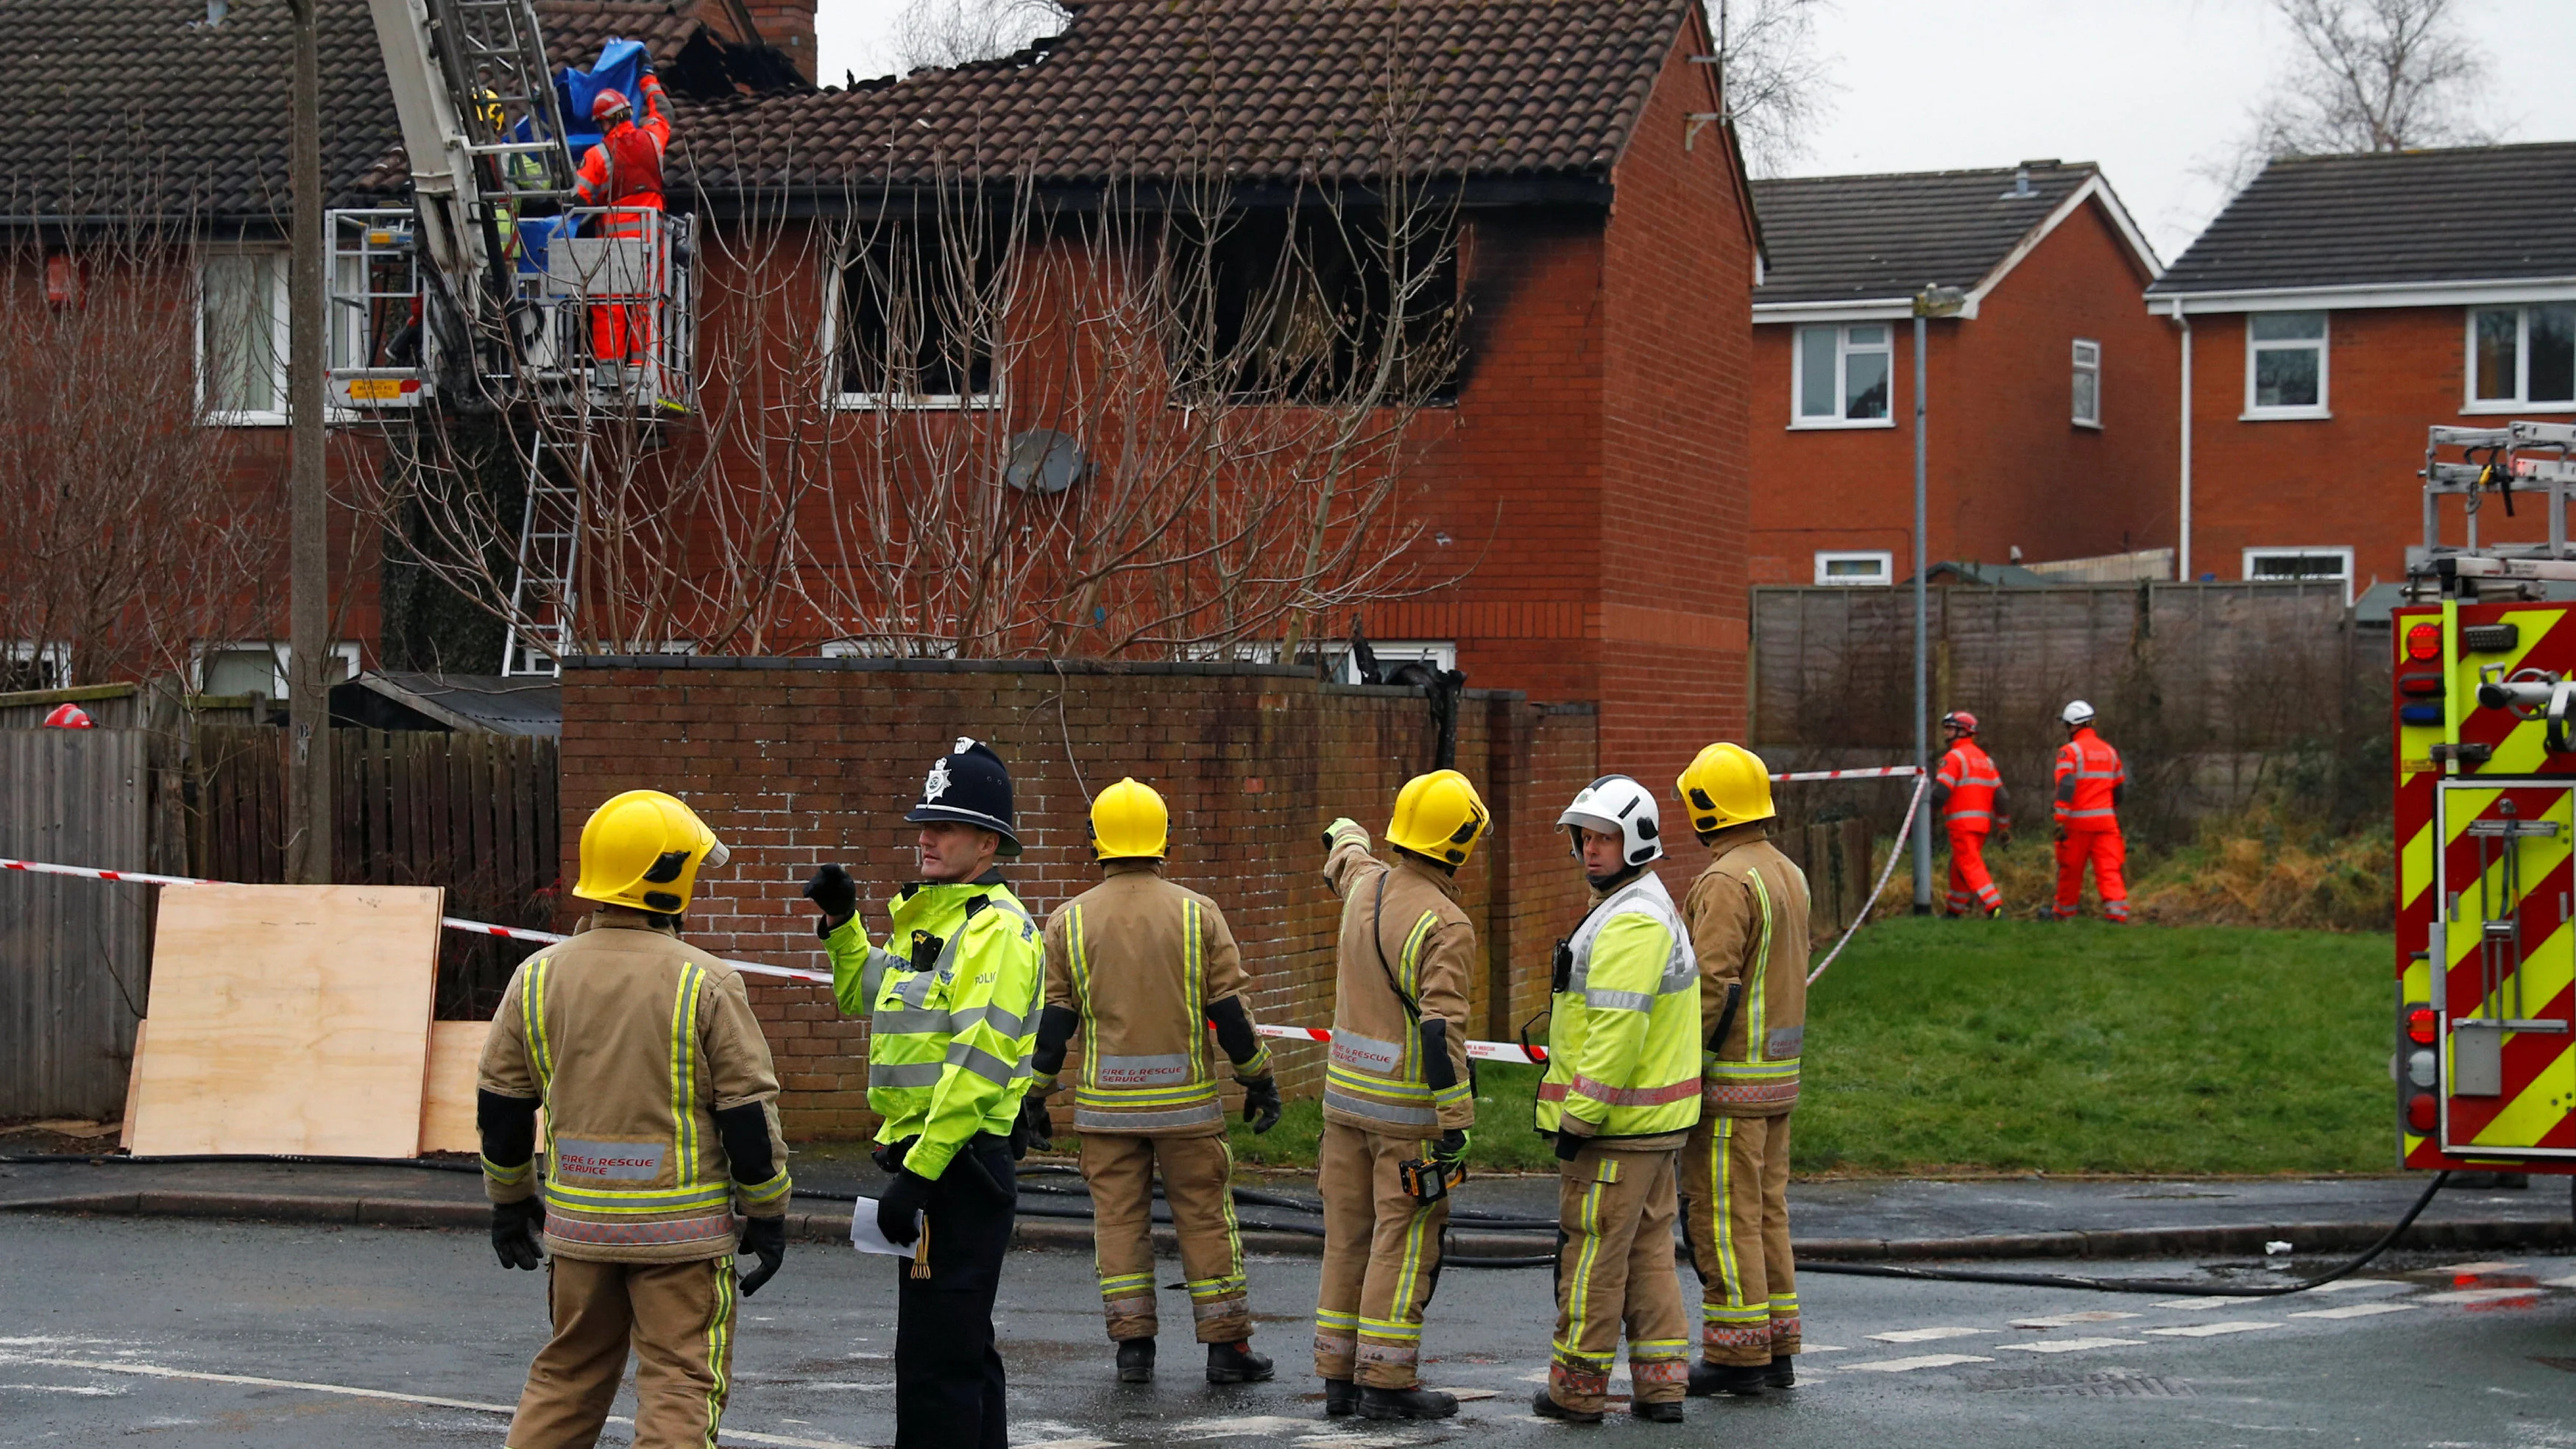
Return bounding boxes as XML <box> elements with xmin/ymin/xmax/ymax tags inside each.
<box><xmin>1770</xmin><ymin>765</ymin><xmax>1925</xmax><ymax>782</ymax></box>
<box><xmin>1253</xmin><ymin>1021</ymin><xmax>1544</xmax><ymax>1066</ymax></box>
<box><xmin>1804</xmin><ymin>773</ymin><xmax>1928</xmax><ymax>985</ymax></box>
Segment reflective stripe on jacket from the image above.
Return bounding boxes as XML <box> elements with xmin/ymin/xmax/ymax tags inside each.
<box><xmin>1319</xmin><ymin>821</ymin><xmax>1476</xmax><ymax>1137</ymax></box>
<box><xmin>1936</xmin><ymin>740</ymin><xmax>2004</xmax><ymax>827</ymax></box>
<box><xmin>824</xmin><ymin>874</ymin><xmax>1042</xmax><ymax>1183</ymax></box>
<box><xmin>572</xmin><ymin>74</ymin><xmax>671</xmax><ymax>212</ymax></box>
<box><xmin>1042</xmin><ymin>862</ymin><xmax>1268</xmax><ymax>1136</ymax></box>
<box><xmin>2053</xmin><ymin>728</ymin><xmax>2126</xmax><ymax>826</ymax></box>
<box><xmin>1683</xmin><ymin>824</ymin><xmax>1812</xmax><ymax>1119</ymax></box>
<box><xmin>1535</xmin><ymin>871</ymin><xmax>1703</xmax><ymax>1141</ymax></box>
<box><xmin>477</xmin><ymin>912</ymin><xmax>790</xmax><ymax>1263</ymax></box>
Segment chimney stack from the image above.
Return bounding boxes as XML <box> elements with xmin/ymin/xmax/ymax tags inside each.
<box><xmin>743</xmin><ymin>1</ymin><xmax>818</xmax><ymax>83</ymax></box>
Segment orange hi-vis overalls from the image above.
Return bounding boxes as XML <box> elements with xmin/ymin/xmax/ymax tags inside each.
<box><xmin>2052</xmin><ymin>726</ymin><xmax>2129</xmax><ymax>923</ymax></box>
<box><xmin>572</xmin><ymin>74</ymin><xmax>671</xmax><ymax>364</ymax></box>
<box><xmin>1936</xmin><ymin>738</ymin><xmax>2004</xmax><ymax>916</ymax></box>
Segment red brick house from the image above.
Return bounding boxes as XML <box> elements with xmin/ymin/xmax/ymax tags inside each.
<box><xmin>1744</xmin><ymin>162</ymin><xmax>2174</xmax><ymax>587</ymax></box>
<box><xmin>2145</xmin><ymin>143</ymin><xmax>2576</xmax><ymax>602</ymax></box>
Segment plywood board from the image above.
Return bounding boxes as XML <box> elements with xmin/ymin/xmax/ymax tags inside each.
<box><xmin>118</xmin><ymin>1019</ymin><xmax>145</xmax><ymax>1149</ymax></box>
<box><xmin>420</xmin><ymin>1019</ymin><xmax>492</xmax><ymax>1155</ymax></box>
<box><xmin>129</xmin><ymin>884</ymin><xmax>443</xmax><ymax>1158</ymax></box>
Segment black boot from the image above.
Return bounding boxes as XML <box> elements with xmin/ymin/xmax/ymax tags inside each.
<box><xmin>1323</xmin><ymin>1378</ymin><xmax>1361</xmax><ymax>1417</ymax></box>
<box><xmin>1632</xmin><ymin>1399</ymin><xmax>1686</xmax><ymax>1423</ymax></box>
<box><xmin>1207</xmin><ymin>1340</ymin><xmax>1274</xmax><ymax>1384</ymax></box>
<box><xmin>1359</xmin><ymin>1385</ymin><xmax>1459</xmax><ymax>1420</ymax></box>
<box><xmin>1687</xmin><ymin>1360</ymin><xmax>1769</xmax><ymax>1397</ymax></box>
<box><xmin>1116</xmin><ymin>1338</ymin><xmax>1156</xmax><ymax>1384</ymax></box>
<box><xmin>1766</xmin><ymin>1354</ymin><xmax>1797</xmax><ymax>1389</ymax></box>
<box><xmin>1531</xmin><ymin>1387</ymin><xmax>1604</xmax><ymax>1424</ymax></box>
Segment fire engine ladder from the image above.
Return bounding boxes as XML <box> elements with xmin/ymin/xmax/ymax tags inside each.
<box><xmin>500</xmin><ymin>425</ymin><xmax>590</xmax><ymax>677</ymax></box>
<box><xmin>2416</xmin><ymin>422</ymin><xmax>2576</xmax><ymax>593</ymax></box>
<box><xmin>2459</xmin><ymin>800</ymin><xmax>2566</xmax><ymax>1032</ymax></box>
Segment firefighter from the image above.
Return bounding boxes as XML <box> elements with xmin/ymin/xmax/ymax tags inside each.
<box><xmin>1933</xmin><ymin>710</ymin><xmax>2011</xmax><ymax>918</ymax></box>
<box><xmin>1529</xmin><ymin>776</ymin><xmax>1700</xmax><ymax>1425</ymax></box>
<box><xmin>1021</xmin><ymin>776</ymin><xmax>1286</xmax><ymax>1386</ymax></box>
<box><xmin>1313</xmin><ymin>771</ymin><xmax>1485</xmax><ymax>1420</ymax></box>
<box><xmin>805</xmin><ymin>739</ymin><xmax>1043</xmax><ymax>1449</ymax></box>
<box><xmin>1671</xmin><ymin>744</ymin><xmax>1811</xmax><ymax>1397</ymax></box>
<box><xmin>2049</xmin><ymin>700</ymin><xmax>2130</xmax><ymax>924</ymax></box>
<box><xmin>571</xmin><ymin>77</ymin><xmax>673</xmax><ymax>364</ymax></box>
<box><xmin>478</xmin><ymin>789</ymin><xmax>792</xmax><ymax>1449</ymax></box>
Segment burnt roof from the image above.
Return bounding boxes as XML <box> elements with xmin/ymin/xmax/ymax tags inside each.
<box><xmin>1749</xmin><ymin>162</ymin><xmax>2109</xmax><ymax>305</ymax></box>
<box><xmin>2150</xmin><ymin>142</ymin><xmax>2576</xmax><ymax>297</ymax></box>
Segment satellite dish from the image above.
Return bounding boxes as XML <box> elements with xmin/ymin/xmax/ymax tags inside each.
<box><xmin>1004</xmin><ymin>428</ymin><xmax>1090</xmax><ymax>495</ymax></box>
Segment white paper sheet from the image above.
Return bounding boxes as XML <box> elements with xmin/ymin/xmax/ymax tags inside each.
<box><xmin>850</xmin><ymin>1197</ymin><xmax>922</xmax><ymax>1260</ymax></box>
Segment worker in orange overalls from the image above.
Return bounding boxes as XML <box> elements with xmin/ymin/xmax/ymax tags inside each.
<box><xmin>2048</xmin><ymin>700</ymin><xmax>2129</xmax><ymax>924</ymax></box>
<box><xmin>1931</xmin><ymin>711</ymin><xmax>2010</xmax><ymax>918</ymax></box>
<box><xmin>570</xmin><ymin>76</ymin><xmax>672</xmax><ymax>364</ymax></box>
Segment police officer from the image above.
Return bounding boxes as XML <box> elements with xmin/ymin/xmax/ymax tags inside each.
<box><xmin>1022</xmin><ymin>777</ymin><xmax>1285</xmax><ymax>1384</ymax></box>
<box><xmin>1671</xmin><ymin>744</ymin><xmax>1811</xmax><ymax>1397</ymax></box>
<box><xmin>1530</xmin><ymin>776</ymin><xmax>1702</xmax><ymax>1424</ymax></box>
<box><xmin>479</xmin><ymin>789</ymin><xmax>792</xmax><ymax>1449</ymax></box>
<box><xmin>804</xmin><ymin>739</ymin><xmax>1043</xmax><ymax>1449</ymax></box>
<box><xmin>1313</xmin><ymin>770</ymin><xmax>1485</xmax><ymax>1421</ymax></box>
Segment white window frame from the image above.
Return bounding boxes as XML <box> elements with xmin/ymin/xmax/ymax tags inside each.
<box><xmin>1814</xmin><ymin>550</ymin><xmax>1894</xmax><ymax>587</ymax></box>
<box><xmin>1789</xmin><ymin>323</ymin><xmax>1897</xmax><ymax>429</ymax></box>
<box><xmin>197</xmin><ymin>247</ymin><xmax>291</xmax><ymax>426</ymax></box>
<box><xmin>4</xmin><ymin>641</ymin><xmax>72</xmax><ymax>690</ymax></box>
<box><xmin>2070</xmin><ymin>338</ymin><xmax>2102</xmax><ymax>428</ymax></box>
<box><xmin>2243</xmin><ymin>311</ymin><xmax>2331</xmax><ymax>420</ymax></box>
<box><xmin>192</xmin><ymin>640</ymin><xmax>361</xmax><ymax>699</ymax></box>
<box><xmin>2463</xmin><ymin>304</ymin><xmax>2576</xmax><ymax>414</ymax></box>
<box><xmin>819</xmin><ymin>236</ymin><xmax>1002</xmax><ymax>413</ymax></box>
<box><xmin>2241</xmin><ymin>546</ymin><xmax>2354</xmax><ymax>605</ymax></box>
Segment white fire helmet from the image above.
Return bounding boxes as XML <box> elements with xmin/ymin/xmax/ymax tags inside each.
<box><xmin>1557</xmin><ymin>774</ymin><xmax>1663</xmax><ymax>869</ymax></box>
<box><xmin>2062</xmin><ymin>699</ymin><xmax>2097</xmax><ymax>727</ymax></box>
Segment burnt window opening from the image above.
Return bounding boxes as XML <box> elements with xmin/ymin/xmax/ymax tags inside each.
<box><xmin>1166</xmin><ymin>205</ymin><xmax>1461</xmax><ymax>405</ymax></box>
<box><xmin>835</xmin><ymin>215</ymin><xmax>1003</xmax><ymax>405</ymax></box>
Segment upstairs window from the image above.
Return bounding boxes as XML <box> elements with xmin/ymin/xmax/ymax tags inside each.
<box><xmin>1794</xmin><ymin>324</ymin><xmax>1892</xmax><ymax>425</ymax></box>
<box><xmin>199</xmin><ymin>251</ymin><xmax>289</xmax><ymax>423</ymax></box>
<box><xmin>2243</xmin><ymin>547</ymin><xmax>2353</xmax><ymax>604</ymax></box>
<box><xmin>832</xmin><ymin>216</ymin><xmax>1001</xmax><ymax>408</ymax></box>
<box><xmin>2469</xmin><ymin>305</ymin><xmax>2576</xmax><ymax>410</ymax></box>
<box><xmin>2246</xmin><ymin>311</ymin><xmax>2328</xmax><ymax>417</ymax></box>
<box><xmin>1164</xmin><ymin>206</ymin><xmax>1461</xmax><ymax>405</ymax></box>
<box><xmin>2070</xmin><ymin>338</ymin><xmax>2101</xmax><ymax>428</ymax></box>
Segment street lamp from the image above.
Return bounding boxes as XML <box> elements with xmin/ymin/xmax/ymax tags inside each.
<box><xmin>1909</xmin><ymin>286</ymin><xmax>1965</xmax><ymax>914</ymax></box>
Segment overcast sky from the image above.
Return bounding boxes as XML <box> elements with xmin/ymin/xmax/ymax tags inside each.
<box><xmin>811</xmin><ymin>0</ymin><xmax>2576</xmax><ymax>262</ymax></box>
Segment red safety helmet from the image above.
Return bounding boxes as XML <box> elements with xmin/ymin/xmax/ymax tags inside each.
<box><xmin>590</xmin><ymin>88</ymin><xmax>631</xmax><ymax>122</ymax></box>
<box><xmin>42</xmin><ymin>703</ymin><xmax>95</xmax><ymax>729</ymax></box>
<box><xmin>1940</xmin><ymin>709</ymin><xmax>1978</xmax><ymax>737</ymax></box>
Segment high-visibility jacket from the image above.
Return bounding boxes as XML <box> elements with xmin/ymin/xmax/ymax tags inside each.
<box><xmin>1319</xmin><ymin>821</ymin><xmax>1476</xmax><ymax>1137</ymax></box>
<box><xmin>824</xmin><ymin>871</ymin><xmax>1041</xmax><ymax>1183</ymax></box>
<box><xmin>1936</xmin><ymin>738</ymin><xmax>2005</xmax><ymax>830</ymax></box>
<box><xmin>2053</xmin><ymin>727</ymin><xmax>2126</xmax><ymax>829</ymax></box>
<box><xmin>1683</xmin><ymin>823</ymin><xmax>1812</xmax><ymax>1119</ymax></box>
<box><xmin>1040</xmin><ymin>861</ymin><xmax>1272</xmax><ymax>1136</ymax></box>
<box><xmin>478</xmin><ymin>911</ymin><xmax>791</xmax><ymax>1262</ymax></box>
<box><xmin>572</xmin><ymin>73</ymin><xmax>671</xmax><ymax>223</ymax></box>
<box><xmin>1535</xmin><ymin>870</ymin><xmax>1703</xmax><ymax>1142</ymax></box>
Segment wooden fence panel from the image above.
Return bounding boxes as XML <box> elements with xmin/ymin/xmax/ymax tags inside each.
<box><xmin>0</xmin><ymin>729</ymin><xmax>156</xmax><ymax>1118</ymax></box>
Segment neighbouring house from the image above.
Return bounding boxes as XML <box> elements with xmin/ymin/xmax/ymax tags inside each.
<box><xmin>1744</xmin><ymin>161</ymin><xmax>2175</xmax><ymax>589</ymax></box>
<box><xmin>3</xmin><ymin>0</ymin><xmax>1756</xmax><ymax>784</ymax></box>
<box><xmin>2145</xmin><ymin>141</ymin><xmax>2576</xmax><ymax>601</ymax></box>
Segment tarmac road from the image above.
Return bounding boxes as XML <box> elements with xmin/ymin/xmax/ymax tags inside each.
<box><xmin>1</xmin><ymin>1213</ymin><xmax>2572</xmax><ymax>1448</ymax></box>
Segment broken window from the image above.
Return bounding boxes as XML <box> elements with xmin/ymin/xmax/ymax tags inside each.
<box><xmin>832</xmin><ymin>216</ymin><xmax>1001</xmax><ymax>406</ymax></box>
<box><xmin>1165</xmin><ymin>205</ymin><xmax>1461</xmax><ymax>405</ymax></box>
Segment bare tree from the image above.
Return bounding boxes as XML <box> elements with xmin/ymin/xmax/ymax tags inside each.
<box><xmin>890</xmin><ymin>0</ymin><xmax>1069</xmax><ymax>72</ymax></box>
<box><xmin>1708</xmin><ymin>0</ymin><xmax>1838</xmax><ymax>178</ymax></box>
<box><xmin>2211</xmin><ymin>0</ymin><xmax>2497</xmax><ymax>194</ymax></box>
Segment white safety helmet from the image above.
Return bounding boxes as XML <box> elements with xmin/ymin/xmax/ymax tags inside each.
<box><xmin>1557</xmin><ymin>774</ymin><xmax>1663</xmax><ymax>870</ymax></box>
<box><xmin>2062</xmin><ymin>699</ymin><xmax>2096</xmax><ymax>727</ymax></box>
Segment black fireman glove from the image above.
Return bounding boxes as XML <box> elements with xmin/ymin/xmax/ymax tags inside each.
<box><xmin>1015</xmin><ymin>1092</ymin><xmax>1055</xmax><ymax>1152</ymax></box>
<box><xmin>492</xmin><ymin>1197</ymin><xmax>545</xmax><ymax>1271</ymax></box>
<box><xmin>2053</xmin><ymin>824</ymin><xmax>2067</xmax><ymax>846</ymax></box>
<box><xmin>1240</xmin><ymin>1075</ymin><xmax>1283</xmax><ymax>1135</ymax></box>
<box><xmin>877</xmin><ymin>1169</ymin><xmax>931</xmax><ymax>1247</ymax></box>
<box><xmin>1554</xmin><ymin>1123</ymin><xmax>1592</xmax><ymax>1162</ymax></box>
<box><xmin>871</xmin><ymin>1136</ymin><xmax>914</xmax><ymax>1176</ymax></box>
<box><xmin>1322</xmin><ymin>816</ymin><xmax>1359</xmax><ymax>849</ymax></box>
<box><xmin>736</xmin><ymin>1215</ymin><xmax>786</xmax><ymax>1297</ymax></box>
<box><xmin>803</xmin><ymin>863</ymin><xmax>860</xmax><ymax>935</ymax></box>
<box><xmin>1432</xmin><ymin>1128</ymin><xmax>1470</xmax><ymax>1167</ymax></box>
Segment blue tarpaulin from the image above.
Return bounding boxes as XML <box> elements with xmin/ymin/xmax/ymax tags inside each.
<box><xmin>554</xmin><ymin>38</ymin><xmax>648</xmax><ymax>163</ymax></box>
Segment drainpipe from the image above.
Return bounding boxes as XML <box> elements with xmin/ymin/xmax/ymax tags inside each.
<box><xmin>2172</xmin><ymin>298</ymin><xmax>2193</xmax><ymax>581</ymax></box>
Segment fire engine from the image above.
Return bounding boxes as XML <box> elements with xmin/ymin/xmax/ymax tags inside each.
<box><xmin>2393</xmin><ymin>419</ymin><xmax>2576</xmax><ymax>1179</ymax></box>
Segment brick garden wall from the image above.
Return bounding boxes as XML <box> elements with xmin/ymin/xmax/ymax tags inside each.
<box><xmin>559</xmin><ymin>657</ymin><xmax>1598</xmax><ymax>1141</ymax></box>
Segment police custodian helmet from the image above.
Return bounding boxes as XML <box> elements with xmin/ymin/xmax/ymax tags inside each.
<box><xmin>906</xmin><ymin>737</ymin><xmax>1022</xmax><ymax>857</ymax></box>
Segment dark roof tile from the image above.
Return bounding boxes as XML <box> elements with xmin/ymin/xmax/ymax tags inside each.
<box><xmin>1749</xmin><ymin>163</ymin><xmax>2098</xmax><ymax>305</ymax></box>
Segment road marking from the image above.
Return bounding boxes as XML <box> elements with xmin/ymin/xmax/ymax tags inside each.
<box><xmin>2149</xmin><ymin>1297</ymin><xmax>2245</xmax><ymax>1311</ymax></box>
<box><xmin>1173</xmin><ymin>1416</ymin><xmax>1326</xmax><ymax>1439</ymax></box>
<box><xmin>2009</xmin><ymin>1312</ymin><xmax>2139</xmax><ymax>1328</ymax></box>
<box><xmin>2419</xmin><ymin>1287</ymin><xmax>2547</xmax><ymax>1305</ymax></box>
<box><xmin>1846</xmin><ymin>1354</ymin><xmax>1993</xmax><ymax>1373</ymax></box>
<box><xmin>1994</xmin><ymin>1337</ymin><xmax>2145</xmax><ymax>1354</ymax></box>
<box><xmin>1802</xmin><ymin>1345</ymin><xmax>1849</xmax><ymax>1353</ymax></box>
<box><xmin>1867</xmin><ymin>1326</ymin><xmax>1989</xmax><ymax>1343</ymax></box>
<box><xmin>2304</xmin><ymin>1278</ymin><xmax>2410</xmax><ymax>1294</ymax></box>
<box><xmin>2544</xmin><ymin>1275</ymin><xmax>2576</xmax><ymax>1289</ymax></box>
<box><xmin>1016</xmin><ymin>1441</ymin><xmax>1121</xmax><ymax>1449</ymax></box>
<box><xmin>2290</xmin><ymin>1303</ymin><xmax>2419</xmax><ymax>1320</ymax></box>
<box><xmin>0</xmin><ymin>1353</ymin><xmax>862</xmax><ymax>1449</ymax></box>
<box><xmin>1445</xmin><ymin>1389</ymin><xmax>1498</xmax><ymax>1401</ymax></box>
<box><xmin>0</xmin><ymin>1383</ymin><xmax>127</xmax><ymax>1395</ymax></box>
<box><xmin>2435</xmin><ymin>1260</ymin><xmax>2524</xmax><ymax>1274</ymax></box>
<box><xmin>2142</xmin><ymin>1321</ymin><xmax>2280</xmax><ymax>1338</ymax></box>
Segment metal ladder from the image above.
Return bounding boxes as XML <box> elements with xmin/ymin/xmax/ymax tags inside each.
<box><xmin>500</xmin><ymin>425</ymin><xmax>588</xmax><ymax>676</ymax></box>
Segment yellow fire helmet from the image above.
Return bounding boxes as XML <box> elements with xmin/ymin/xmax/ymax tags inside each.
<box><xmin>1676</xmin><ymin>743</ymin><xmax>1775</xmax><ymax>836</ymax></box>
<box><xmin>1387</xmin><ymin>768</ymin><xmax>1490</xmax><ymax>868</ymax></box>
<box><xmin>1089</xmin><ymin>776</ymin><xmax>1170</xmax><ymax>860</ymax></box>
<box><xmin>573</xmin><ymin>789</ymin><xmax>731</xmax><ymax>915</ymax></box>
